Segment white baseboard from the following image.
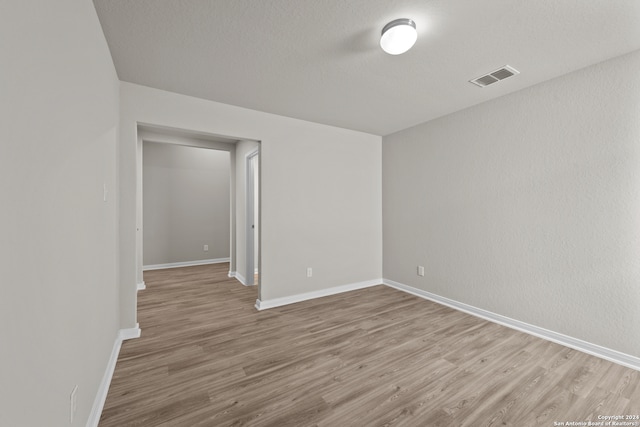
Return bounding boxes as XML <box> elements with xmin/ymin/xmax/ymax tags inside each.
<box><xmin>87</xmin><ymin>324</ymin><xmax>141</xmax><ymax>427</ymax></box>
<box><xmin>119</xmin><ymin>324</ymin><xmax>141</xmax><ymax>341</ymax></box>
<box><xmin>137</xmin><ymin>281</ymin><xmax>146</xmax><ymax>291</ymax></box>
<box><xmin>235</xmin><ymin>272</ymin><xmax>247</xmax><ymax>286</ymax></box>
<box><xmin>255</xmin><ymin>279</ymin><xmax>381</xmax><ymax>311</ymax></box>
<box><xmin>383</xmin><ymin>279</ymin><xmax>640</xmax><ymax>372</ymax></box>
<box><xmin>143</xmin><ymin>258</ymin><xmax>230</xmax><ymax>271</ymax></box>
<box><xmin>229</xmin><ymin>271</ymin><xmax>255</xmax><ymax>286</ymax></box>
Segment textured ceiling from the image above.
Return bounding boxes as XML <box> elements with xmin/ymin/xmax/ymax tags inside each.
<box><xmin>93</xmin><ymin>0</ymin><xmax>640</xmax><ymax>136</ymax></box>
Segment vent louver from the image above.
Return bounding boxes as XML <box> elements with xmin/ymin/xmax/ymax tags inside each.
<box><xmin>470</xmin><ymin>65</ymin><xmax>519</xmax><ymax>87</ymax></box>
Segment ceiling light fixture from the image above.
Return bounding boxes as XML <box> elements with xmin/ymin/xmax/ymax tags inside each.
<box><xmin>380</xmin><ymin>18</ymin><xmax>417</xmax><ymax>55</ymax></box>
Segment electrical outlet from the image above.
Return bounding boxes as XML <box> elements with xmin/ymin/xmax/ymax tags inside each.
<box><xmin>70</xmin><ymin>385</ymin><xmax>78</xmax><ymax>423</ymax></box>
<box><xmin>307</xmin><ymin>267</ymin><xmax>313</xmax><ymax>278</ymax></box>
<box><xmin>204</xmin><ymin>245</ymin><xmax>208</xmax><ymax>252</ymax></box>
<box><xmin>417</xmin><ymin>266</ymin><xmax>425</xmax><ymax>276</ymax></box>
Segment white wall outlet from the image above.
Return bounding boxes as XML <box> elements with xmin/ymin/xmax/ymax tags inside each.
<box><xmin>204</xmin><ymin>244</ymin><xmax>208</xmax><ymax>252</ymax></box>
<box><xmin>70</xmin><ymin>385</ymin><xmax>78</xmax><ymax>423</ymax></box>
<box><xmin>103</xmin><ymin>183</ymin><xmax>108</xmax><ymax>202</ymax></box>
<box><xmin>418</xmin><ymin>266</ymin><xmax>425</xmax><ymax>276</ymax></box>
<box><xmin>307</xmin><ymin>267</ymin><xmax>313</xmax><ymax>278</ymax></box>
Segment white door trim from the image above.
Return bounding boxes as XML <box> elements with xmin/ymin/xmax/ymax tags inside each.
<box><xmin>245</xmin><ymin>148</ymin><xmax>260</xmax><ymax>286</ymax></box>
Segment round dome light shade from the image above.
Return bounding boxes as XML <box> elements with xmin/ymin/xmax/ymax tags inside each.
<box><xmin>380</xmin><ymin>19</ymin><xmax>417</xmax><ymax>55</ymax></box>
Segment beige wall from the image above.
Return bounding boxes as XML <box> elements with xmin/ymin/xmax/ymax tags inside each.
<box><xmin>119</xmin><ymin>82</ymin><xmax>383</xmax><ymax>324</ymax></box>
<box><xmin>0</xmin><ymin>1</ymin><xmax>120</xmax><ymax>425</ymax></box>
<box><xmin>143</xmin><ymin>142</ymin><xmax>230</xmax><ymax>265</ymax></box>
<box><xmin>383</xmin><ymin>50</ymin><xmax>640</xmax><ymax>359</ymax></box>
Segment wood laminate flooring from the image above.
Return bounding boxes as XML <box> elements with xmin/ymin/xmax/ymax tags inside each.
<box><xmin>99</xmin><ymin>263</ymin><xmax>640</xmax><ymax>426</ymax></box>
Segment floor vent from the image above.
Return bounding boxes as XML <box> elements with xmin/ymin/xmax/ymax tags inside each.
<box><xmin>470</xmin><ymin>65</ymin><xmax>519</xmax><ymax>87</ymax></box>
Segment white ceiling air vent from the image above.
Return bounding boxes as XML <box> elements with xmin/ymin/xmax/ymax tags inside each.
<box><xmin>470</xmin><ymin>65</ymin><xmax>520</xmax><ymax>87</ymax></box>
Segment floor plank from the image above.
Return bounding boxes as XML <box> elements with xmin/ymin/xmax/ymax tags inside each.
<box><xmin>99</xmin><ymin>263</ymin><xmax>640</xmax><ymax>426</ymax></box>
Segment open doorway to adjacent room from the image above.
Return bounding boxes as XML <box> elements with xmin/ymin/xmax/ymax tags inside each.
<box><xmin>135</xmin><ymin>123</ymin><xmax>261</xmax><ymax>295</ymax></box>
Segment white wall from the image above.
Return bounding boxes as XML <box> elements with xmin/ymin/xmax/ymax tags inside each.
<box><xmin>0</xmin><ymin>1</ymin><xmax>120</xmax><ymax>425</ymax></box>
<box><xmin>143</xmin><ymin>142</ymin><xmax>230</xmax><ymax>265</ymax></box>
<box><xmin>137</xmin><ymin>128</ymin><xmax>238</xmax><ymax>276</ymax></box>
<box><xmin>119</xmin><ymin>82</ymin><xmax>382</xmax><ymax>321</ymax></box>
<box><xmin>383</xmin><ymin>49</ymin><xmax>640</xmax><ymax>359</ymax></box>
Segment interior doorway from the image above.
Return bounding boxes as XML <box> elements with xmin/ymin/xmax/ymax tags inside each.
<box><xmin>135</xmin><ymin>124</ymin><xmax>262</xmax><ymax>298</ymax></box>
<box><xmin>245</xmin><ymin>148</ymin><xmax>260</xmax><ymax>286</ymax></box>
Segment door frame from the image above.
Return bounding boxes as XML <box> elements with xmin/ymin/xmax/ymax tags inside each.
<box><xmin>245</xmin><ymin>148</ymin><xmax>260</xmax><ymax>286</ymax></box>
